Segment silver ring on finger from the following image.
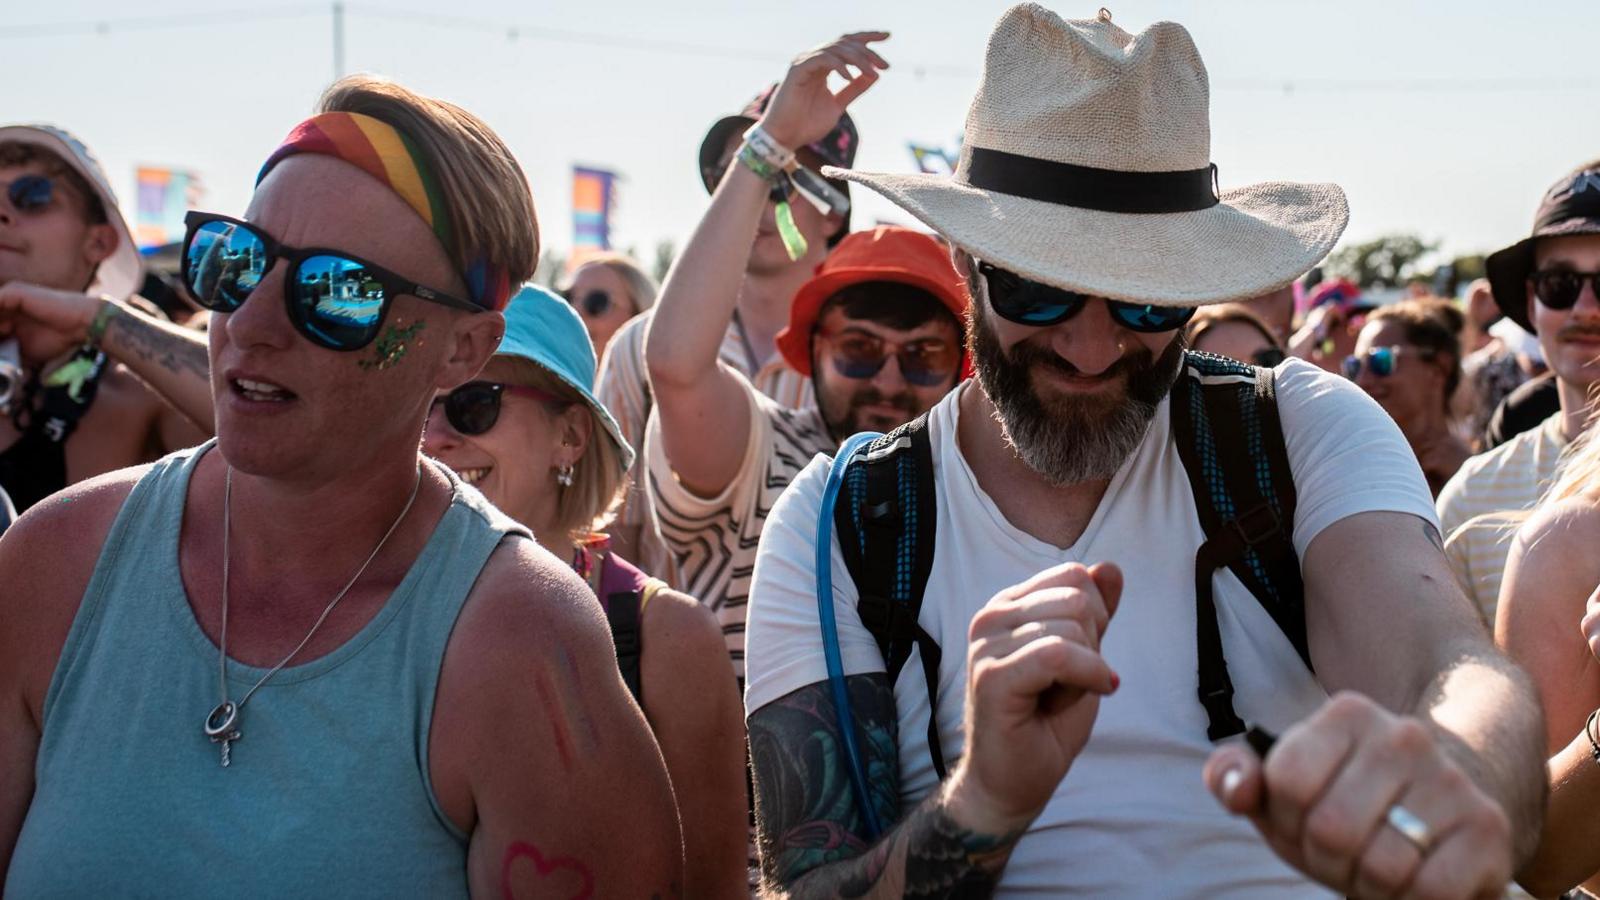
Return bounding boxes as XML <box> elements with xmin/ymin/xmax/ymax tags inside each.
<box><xmin>1384</xmin><ymin>803</ymin><xmax>1432</xmax><ymax>855</ymax></box>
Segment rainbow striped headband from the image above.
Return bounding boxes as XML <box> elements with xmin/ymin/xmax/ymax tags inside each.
<box><xmin>256</xmin><ymin>111</ymin><xmax>512</xmax><ymax>311</ymax></box>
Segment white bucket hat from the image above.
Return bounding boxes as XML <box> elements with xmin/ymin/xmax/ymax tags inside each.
<box><xmin>0</xmin><ymin>124</ymin><xmax>143</xmax><ymax>301</ymax></box>
<box><xmin>828</xmin><ymin>5</ymin><xmax>1349</xmax><ymax>307</ymax></box>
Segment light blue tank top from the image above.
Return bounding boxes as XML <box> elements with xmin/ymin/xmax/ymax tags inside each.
<box><xmin>6</xmin><ymin>443</ymin><xmax>529</xmax><ymax>899</ymax></box>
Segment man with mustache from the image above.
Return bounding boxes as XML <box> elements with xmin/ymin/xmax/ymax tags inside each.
<box><xmin>1439</xmin><ymin>159</ymin><xmax>1600</xmax><ymax>621</ymax></box>
<box><xmin>743</xmin><ymin>8</ymin><xmax>1542</xmax><ymax>897</ymax></box>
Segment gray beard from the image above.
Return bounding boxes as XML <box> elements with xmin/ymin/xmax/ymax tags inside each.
<box><xmin>969</xmin><ymin>302</ymin><xmax>1184</xmax><ymax>486</ymax></box>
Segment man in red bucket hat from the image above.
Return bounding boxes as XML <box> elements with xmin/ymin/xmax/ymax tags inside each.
<box><xmin>646</xmin><ymin>214</ymin><xmax>968</xmax><ymax>684</ymax></box>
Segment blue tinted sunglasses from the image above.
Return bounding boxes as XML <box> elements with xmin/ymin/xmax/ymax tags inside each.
<box><xmin>181</xmin><ymin>211</ymin><xmax>480</xmax><ymax>352</ymax></box>
<box><xmin>976</xmin><ymin>260</ymin><xmax>1196</xmax><ymax>332</ymax></box>
<box><xmin>1342</xmin><ymin>345</ymin><xmax>1435</xmax><ymax>380</ymax></box>
<box><xmin>3</xmin><ymin>175</ymin><xmax>56</xmax><ymax>213</ymax></box>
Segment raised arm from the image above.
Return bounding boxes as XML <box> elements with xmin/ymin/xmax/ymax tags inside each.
<box><xmin>643</xmin><ymin>34</ymin><xmax>884</xmax><ymax>497</ymax></box>
<box><xmin>0</xmin><ymin>282</ymin><xmax>214</xmax><ymax>432</ymax></box>
<box><xmin>1495</xmin><ymin>499</ymin><xmax>1600</xmax><ymax>897</ymax></box>
<box><xmin>1207</xmin><ymin>511</ymin><xmax>1545</xmax><ymax>898</ymax></box>
<box><xmin>432</xmin><ymin>541</ymin><xmax>683</xmax><ymax>898</ymax></box>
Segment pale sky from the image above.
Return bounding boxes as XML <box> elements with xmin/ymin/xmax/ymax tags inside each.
<box><xmin>7</xmin><ymin>0</ymin><xmax>1599</xmax><ymax>273</ymax></box>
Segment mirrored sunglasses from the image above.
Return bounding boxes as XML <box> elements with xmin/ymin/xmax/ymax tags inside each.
<box><xmin>976</xmin><ymin>260</ymin><xmax>1196</xmax><ymax>333</ymax></box>
<box><xmin>181</xmin><ymin>211</ymin><xmax>482</xmax><ymax>352</ymax></box>
<box><xmin>3</xmin><ymin>175</ymin><xmax>55</xmax><ymax>213</ymax></box>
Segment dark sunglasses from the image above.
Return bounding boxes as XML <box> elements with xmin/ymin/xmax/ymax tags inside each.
<box><xmin>567</xmin><ymin>288</ymin><xmax>613</xmax><ymax>319</ymax></box>
<box><xmin>3</xmin><ymin>175</ymin><xmax>55</xmax><ymax>213</ymax></box>
<box><xmin>819</xmin><ymin>328</ymin><xmax>960</xmax><ymax>387</ymax></box>
<box><xmin>1531</xmin><ymin>270</ymin><xmax>1600</xmax><ymax>311</ymax></box>
<box><xmin>433</xmin><ymin>380</ymin><xmax>566</xmax><ymax>436</ymax></box>
<box><xmin>1341</xmin><ymin>345</ymin><xmax>1435</xmax><ymax>380</ymax></box>
<box><xmin>181</xmin><ymin>211</ymin><xmax>481</xmax><ymax>352</ymax></box>
<box><xmin>976</xmin><ymin>260</ymin><xmax>1196</xmax><ymax>333</ymax></box>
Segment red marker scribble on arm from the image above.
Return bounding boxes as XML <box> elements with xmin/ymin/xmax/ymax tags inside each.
<box><xmin>500</xmin><ymin>841</ymin><xmax>595</xmax><ymax>900</ymax></box>
<box><xmin>532</xmin><ymin>670</ymin><xmax>575</xmax><ymax>771</ymax></box>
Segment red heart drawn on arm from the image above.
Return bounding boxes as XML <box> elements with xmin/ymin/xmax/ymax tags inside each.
<box><xmin>500</xmin><ymin>841</ymin><xmax>595</xmax><ymax>900</ymax></box>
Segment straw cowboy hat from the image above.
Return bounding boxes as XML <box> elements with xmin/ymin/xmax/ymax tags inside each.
<box><xmin>827</xmin><ymin>5</ymin><xmax>1349</xmax><ymax>307</ymax></box>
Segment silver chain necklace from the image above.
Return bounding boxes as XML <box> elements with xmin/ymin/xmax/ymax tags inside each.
<box><xmin>203</xmin><ymin>465</ymin><xmax>423</xmax><ymax>767</ymax></box>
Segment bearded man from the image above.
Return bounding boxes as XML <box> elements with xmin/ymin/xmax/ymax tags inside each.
<box><xmin>741</xmin><ymin>7</ymin><xmax>1544</xmax><ymax>898</ymax></box>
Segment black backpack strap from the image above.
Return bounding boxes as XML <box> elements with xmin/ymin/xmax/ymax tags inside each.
<box><xmin>1170</xmin><ymin>351</ymin><xmax>1306</xmax><ymax>741</ymax></box>
<box><xmin>834</xmin><ymin>413</ymin><xmax>947</xmax><ymax>779</ymax></box>
<box><xmin>606</xmin><ymin>590</ymin><xmax>644</xmax><ymax>704</ymax></box>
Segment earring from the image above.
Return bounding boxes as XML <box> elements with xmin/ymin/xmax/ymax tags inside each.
<box><xmin>556</xmin><ymin>464</ymin><xmax>574</xmax><ymax>487</ymax></box>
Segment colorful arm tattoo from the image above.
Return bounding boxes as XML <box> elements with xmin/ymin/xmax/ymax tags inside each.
<box><xmin>749</xmin><ymin>676</ymin><xmax>1023</xmax><ymax>898</ymax></box>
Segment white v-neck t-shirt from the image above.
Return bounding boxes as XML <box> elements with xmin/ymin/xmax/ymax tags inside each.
<box><xmin>745</xmin><ymin>359</ymin><xmax>1439</xmax><ymax>897</ymax></box>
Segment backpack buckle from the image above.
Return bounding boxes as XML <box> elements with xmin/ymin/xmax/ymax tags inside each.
<box><xmin>1229</xmin><ymin>503</ymin><xmax>1281</xmax><ymax>547</ymax></box>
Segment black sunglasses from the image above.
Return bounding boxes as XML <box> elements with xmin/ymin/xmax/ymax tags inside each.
<box><xmin>3</xmin><ymin>175</ymin><xmax>55</xmax><ymax>213</ymax></box>
<box><xmin>181</xmin><ymin>211</ymin><xmax>481</xmax><ymax>352</ymax></box>
<box><xmin>976</xmin><ymin>260</ymin><xmax>1196</xmax><ymax>333</ymax></box>
<box><xmin>434</xmin><ymin>380</ymin><xmax>565</xmax><ymax>436</ymax></box>
<box><xmin>1531</xmin><ymin>270</ymin><xmax>1600</xmax><ymax>311</ymax></box>
<box><xmin>567</xmin><ymin>288</ymin><xmax>613</xmax><ymax>319</ymax></box>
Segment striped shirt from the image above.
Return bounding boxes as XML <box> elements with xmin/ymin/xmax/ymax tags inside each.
<box><xmin>1437</xmin><ymin>413</ymin><xmax>1569</xmax><ymax>623</ymax></box>
<box><xmin>595</xmin><ymin>312</ymin><xmax>814</xmax><ymax>590</ymax></box>
<box><xmin>643</xmin><ymin>374</ymin><xmax>833</xmax><ymax>680</ymax></box>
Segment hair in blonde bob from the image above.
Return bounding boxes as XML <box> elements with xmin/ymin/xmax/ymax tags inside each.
<box><xmin>498</xmin><ymin>357</ymin><xmax>630</xmax><ymax>543</ymax></box>
<box><xmin>318</xmin><ymin>75</ymin><xmax>541</xmax><ymax>291</ymax></box>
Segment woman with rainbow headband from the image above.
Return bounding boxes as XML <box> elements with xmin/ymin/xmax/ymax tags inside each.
<box><xmin>424</xmin><ymin>284</ymin><xmax>747</xmax><ymax>898</ymax></box>
<box><xmin>0</xmin><ymin>77</ymin><xmax>682</xmax><ymax>895</ymax></box>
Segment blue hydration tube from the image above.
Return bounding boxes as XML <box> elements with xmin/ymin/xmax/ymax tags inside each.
<box><xmin>815</xmin><ymin>431</ymin><xmax>885</xmax><ymax>839</ymax></box>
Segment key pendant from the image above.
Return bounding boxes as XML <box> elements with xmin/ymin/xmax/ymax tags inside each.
<box><xmin>205</xmin><ymin>701</ymin><xmax>242</xmax><ymax>768</ymax></box>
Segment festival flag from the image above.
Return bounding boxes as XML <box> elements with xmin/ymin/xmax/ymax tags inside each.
<box><xmin>571</xmin><ymin>166</ymin><xmax>618</xmax><ymax>258</ymax></box>
<box><xmin>908</xmin><ymin>142</ymin><xmax>957</xmax><ymax>175</ymax></box>
<box><xmin>134</xmin><ymin>166</ymin><xmax>201</xmax><ymax>250</ymax></box>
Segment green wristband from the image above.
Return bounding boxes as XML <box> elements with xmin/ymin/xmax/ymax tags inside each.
<box><xmin>86</xmin><ymin>299</ymin><xmax>120</xmax><ymax>346</ymax></box>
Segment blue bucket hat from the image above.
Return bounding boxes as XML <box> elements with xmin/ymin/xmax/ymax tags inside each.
<box><xmin>496</xmin><ymin>285</ymin><xmax>635</xmax><ymax>472</ymax></box>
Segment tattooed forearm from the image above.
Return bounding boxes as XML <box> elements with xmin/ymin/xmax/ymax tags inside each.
<box><xmin>105</xmin><ymin>309</ymin><xmax>210</xmax><ymax>378</ymax></box>
<box><xmin>750</xmin><ymin>676</ymin><xmax>1023</xmax><ymax>898</ymax></box>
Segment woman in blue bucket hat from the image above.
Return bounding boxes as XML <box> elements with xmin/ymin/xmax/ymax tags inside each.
<box><xmin>424</xmin><ymin>285</ymin><xmax>746</xmax><ymax>897</ymax></box>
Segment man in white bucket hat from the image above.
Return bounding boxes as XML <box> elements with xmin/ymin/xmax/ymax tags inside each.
<box><xmin>743</xmin><ymin>6</ymin><xmax>1542</xmax><ymax>896</ymax></box>
<box><xmin>0</xmin><ymin>124</ymin><xmax>210</xmax><ymax>513</ymax></box>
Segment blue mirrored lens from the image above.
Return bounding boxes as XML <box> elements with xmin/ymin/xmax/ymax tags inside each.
<box><xmin>992</xmin><ymin>278</ymin><xmax>1086</xmax><ymax>325</ymax></box>
<box><xmin>292</xmin><ymin>254</ymin><xmax>387</xmax><ymax>349</ymax></box>
<box><xmin>1341</xmin><ymin>356</ymin><xmax>1362</xmax><ymax>380</ymax></box>
<box><xmin>1369</xmin><ymin>346</ymin><xmax>1395</xmax><ymax>377</ymax></box>
<box><xmin>7</xmin><ymin>175</ymin><xmax>53</xmax><ymax>211</ymax></box>
<box><xmin>185</xmin><ymin>220</ymin><xmax>267</xmax><ymax>311</ymax></box>
<box><xmin>1109</xmin><ymin>302</ymin><xmax>1195</xmax><ymax>333</ymax></box>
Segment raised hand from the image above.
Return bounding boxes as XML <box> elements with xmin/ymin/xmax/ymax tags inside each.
<box><xmin>758</xmin><ymin>32</ymin><xmax>889</xmax><ymax>151</ymax></box>
<box><xmin>945</xmin><ymin>562</ymin><xmax>1122</xmax><ymax>835</ymax></box>
<box><xmin>1205</xmin><ymin>692</ymin><xmax>1513</xmax><ymax>899</ymax></box>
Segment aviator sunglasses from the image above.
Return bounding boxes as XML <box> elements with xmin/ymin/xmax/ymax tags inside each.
<box><xmin>181</xmin><ymin>211</ymin><xmax>481</xmax><ymax>352</ymax></box>
<box><xmin>2</xmin><ymin>175</ymin><xmax>56</xmax><ymax>213</ymax></box>
<box><xmin>976</xmin><ymin>260</ymin><xmax>1196</xmax><ymax>333</ymax></box>
<box><xmin>818</xmin><ymin>327</ymin><xmax>961</xmax><ymax>387</ymax></box>
<box><xmin>434</xmin><ymin>380</ymin><xmax>567</xmax><ymax>436</ymax></box>
<box><xmin>1532</xmin><ymin>270</ymin><xmax>1600</xmax><ymax>311</ymax></box>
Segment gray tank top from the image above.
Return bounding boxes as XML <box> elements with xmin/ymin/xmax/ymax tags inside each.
<box><xmin>6</xmin><ymin>442</ymin><xmax>529</xmax><ymax>898</ymax></box>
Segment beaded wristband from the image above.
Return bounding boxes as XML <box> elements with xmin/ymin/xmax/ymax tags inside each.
<box><xmin>86</xmin><ymin>298</ymin><xmax>120</xmax><ymax>346</ymax></box>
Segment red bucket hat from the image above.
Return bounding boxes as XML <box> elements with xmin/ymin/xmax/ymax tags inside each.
<box><xmin>776</xmin><ymin>226</ymin><xmax>972</xmax><ymax>376</ymax></box>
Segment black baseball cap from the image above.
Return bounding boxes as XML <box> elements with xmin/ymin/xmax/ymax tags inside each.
<box><xmin>1486</xmin><ymin>160</ymin><xmax>1600</xmax><ymax>332</ymax></box>
<box><xmin>697</xmin><ymin>84</ymin><xmax>858</xmax><ymax>241</ymax></box>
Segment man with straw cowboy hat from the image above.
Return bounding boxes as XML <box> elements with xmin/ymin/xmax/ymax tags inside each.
<box><xmin>743</xmin><ymin>5</ymin><xmax>1543</xmax><ymax>896</ymax></box>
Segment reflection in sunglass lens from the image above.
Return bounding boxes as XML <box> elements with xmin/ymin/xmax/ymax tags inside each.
<box><xmin>1108</xmin><ymin>302</ymin><xmax>1196</xmax><ymax>333</ymax></box>
<box><xmin>443</xmin><ymin>383</ymin><xmax>502</xmax><ymax>435</ymax></box>
<box><xmin>184</xmin><ymin>219</ymin><xmax>268</xmax><ymax>311</ymax></box>
<box><xmin>1342</xmin><ymin>346</ymin><xmax>1397</xmax><ymax>380</ymax></box>
<box><xmin>981</xmin><ymin>263</ymin><xmax>1086</xmax><ymax>326</ymax></box>
<box><xmin>6</xmin><ymin>175</ymin><xmax>53</xmax><ymax>212</ymax></box>
<box><xmin>288</xmin><ymin>255</ymin><xmax>389</xmax><ymax>350</ymax></box>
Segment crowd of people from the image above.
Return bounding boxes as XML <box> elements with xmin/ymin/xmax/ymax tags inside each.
<box><xmin>1</xmin><ymin>4</ymin><xmax>1599</xmax><ymax>898</ymax></box>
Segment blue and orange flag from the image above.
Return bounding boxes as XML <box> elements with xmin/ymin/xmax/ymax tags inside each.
<box><xmin>134</xmin><ymin>166</ymin><xmax>201</xmax><ymax>249</ymax></box>
<box><xmin>572</xmin><ymin>166</ymin><xmax>618</xmax><ymax>255</ymax></box>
